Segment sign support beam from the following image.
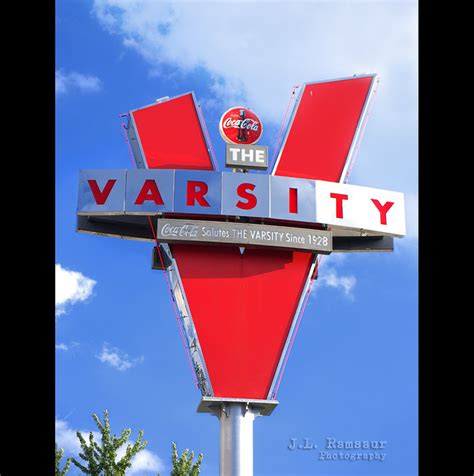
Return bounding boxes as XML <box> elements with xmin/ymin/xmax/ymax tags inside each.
<box><xmin>218</xmin><ymin>403</ymin><xmax>257</xmax><ymax>476</ymax></box>
<box><xmin>198</xmin><ymin>397</ymin><xmax>279</xmax><ymax>476</ymax></box>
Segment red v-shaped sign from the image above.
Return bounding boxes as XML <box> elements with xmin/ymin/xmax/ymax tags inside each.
<box><xmin>129</xmin><ymin>75</ymin><xmax>378</xmax><ymax>399</ymax></box>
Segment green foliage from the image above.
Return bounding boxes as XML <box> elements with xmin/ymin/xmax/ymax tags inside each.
<box><xmin>55</xmin><ymin>443</ymin><xmax>72</xmax><ymax>475</ymax></box>
<box><xmin>168</xmin><ymin>442</ymin><xmax>203</xmax><ymax>476</ymax></box>
<box><xmin>55</xmin><ymin>408</ymin><xmax>204</xmax><ymax>475</ymax></box>
<box><xmin>70</xmin><ymin>409</ymin><xmax>148</xmax><ymax>476</ymax></box>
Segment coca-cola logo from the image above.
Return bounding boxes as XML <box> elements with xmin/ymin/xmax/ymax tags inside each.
<box><xmin>160</xmin><ymin>223</ymin><xmax>199</xmax><ymax>238</ymax></box>
<box><xmin>219</xmin><ymin>107</ymin><xmax>263</xmax><ymax>145</ymax></box>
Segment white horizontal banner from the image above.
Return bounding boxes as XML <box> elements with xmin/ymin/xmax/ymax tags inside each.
<box><xmin>77</xmin><ymin>169</ymin><xmax>406</xmax><ymax>237</ymax></box>
<box><xmin>315</xmin><ymin>180</ymin><xmax>406</xmax><ymax>237</ymax></box>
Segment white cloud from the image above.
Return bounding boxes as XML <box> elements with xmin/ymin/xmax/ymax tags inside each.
<box><xmin>91</xmin><ymin>1</ymin><xmax>417</xmax><ymax>124</ymax></box>
<box><xmin>55</xmin><ymin>418</ymin><xmax>164</xmax><ymax>474</ymax></box>
<box><xmin>55</xmin><ymin>419</ymin><xmax>98</xmax><ymax>456</ymax></box>
<box><xmin>56</xmin><ymin>264</ymin><xmax>96</xmax><ymax>317</ymax></box>
<box><xmin>96</xmin><ymin>343</ymin><xmax>144</xmax><ymax>371</ymax></box>
<box><xmin>316</xmin><ymin>268</ymin><xmax>357</xmax><ymax>299</ymax></box>
<box><xmin>56</xmin><ymin>69</ymin><xmax>103</xmax><ymax>95</ymax></box>
<box><xmin>56</xmin><ymin>342</ymin><xmax>80</xmax><ymax>352</ymax></box>
<box><xmin>127</xmin><ymin>449</ymin><xmax>165</xmax><ymax>475</ymax></box>
<box><xmin>312</xmin><ymin>255</ymin><xmax>356</xmax><ymax>299</ymax></box>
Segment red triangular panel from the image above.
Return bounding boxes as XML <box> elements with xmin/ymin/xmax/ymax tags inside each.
<box><xmin>169</xmin><ymin>245</ymin><xmax>313</xmax><ymax>399</ymax></box>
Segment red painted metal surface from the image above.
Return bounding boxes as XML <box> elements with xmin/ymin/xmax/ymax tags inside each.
<box><xmin>131</xmin><ymin>93</ymin><xmax>213</xmax><ymax>170</ymax></box>
<box><xmin>275</xmin><ymin>76</ymin><xmax>374</xmax><ymax>180</ymax></box>
<box><xmin>170</xmin><ymin>245</ymin><xmax>313</xmax><ymax>398</ymax></box>
<box><xmin>134</xmin><ymin>78</ymin><xmax>374</xmax><ymax>399</ymax></box>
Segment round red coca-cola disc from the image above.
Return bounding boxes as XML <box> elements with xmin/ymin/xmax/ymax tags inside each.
<box><xmin>219</xmin><ymin>107</ymin><xmax>263</xmax><ymax>145</ymax></box>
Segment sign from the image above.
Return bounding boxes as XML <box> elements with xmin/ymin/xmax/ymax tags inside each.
<box><xmin>225</xmin><ymin>144</ymin><xmax>268</xmax><ymax>170</ymax></box>
<box><xmin>77</xmin><ymin>74</ymin><xmax>391</xmax><ymax>402</ymax></box>
<box><xmin>156</xmin><ymin>218</ymin><xmax>333</xmax><ymax>253</ymax></box>
<box><xmin>77</xmin><ymin>169</ymin><xmax>406</xmax><ymax>237</ymax></box>
<box><xmin>219</xmin><ymin>107</ymin><xmax>263</xmax><ymax>145</ymax></box>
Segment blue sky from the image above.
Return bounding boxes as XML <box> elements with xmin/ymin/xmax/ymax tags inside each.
<box><xmin>56</xmin><ymin>1</ymin><xmax>418</xmax><ymax>475</ymax></box>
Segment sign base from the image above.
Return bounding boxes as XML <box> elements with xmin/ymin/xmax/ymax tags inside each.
<box><xmin>197</xmin><ymin>398</ymin><xmax>279</xmax><ymax>476</ymax></box>
<box><xmin>197</xmin><ymin>396</ymin><xmax>279</xmax><ymax>416</ymax></box>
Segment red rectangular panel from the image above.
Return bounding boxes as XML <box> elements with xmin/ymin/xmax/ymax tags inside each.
<box><xmin>130</xmin><ymin>93</ymin><xmax>214</xmax><ymax>170</ymax></box>
<box><xmin>274</xmin><ymin>75</ymin><xmax>375</xmax><ymax>181</ymax></box>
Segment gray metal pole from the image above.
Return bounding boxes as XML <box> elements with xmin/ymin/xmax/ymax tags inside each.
<box><xmin>197</xmin><ymin>397</ymin><xmax>278</xmax><ymax>476</ymax></box>
<box><xmin>218</xmin><ymin>402</ymin><xmax>259</xmax><ymax>476</ymax></box>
